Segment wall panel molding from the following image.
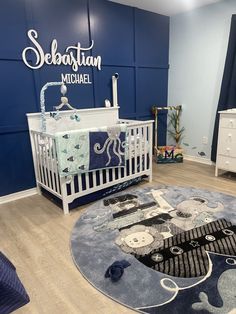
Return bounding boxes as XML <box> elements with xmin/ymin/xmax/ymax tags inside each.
<box><xmin>0</xmin><ymin>125</ymin><xmax>28</xmax><ymax>134</ymax></box>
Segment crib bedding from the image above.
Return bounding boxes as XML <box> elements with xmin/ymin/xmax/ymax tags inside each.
<box><xmin>40</xmin><ymin>136</ymin><xmax>149</xmax><ymax>163</ymax></box>
<box><xmin>55</xmin><ymin>125</ymin><xmax>127</xmax><ymax>177</ymax></box>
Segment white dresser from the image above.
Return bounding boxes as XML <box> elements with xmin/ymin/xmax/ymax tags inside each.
<box><xmin>215</xmin><ymin>109</ymin><xmax>236</xmax><ymax>176</ymax></box>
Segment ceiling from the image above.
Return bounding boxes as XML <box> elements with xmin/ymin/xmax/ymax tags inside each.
<box><xmin>108</xmin><ymin>0</ymin><xmax>224</xmax><ymax>16</ymax></box>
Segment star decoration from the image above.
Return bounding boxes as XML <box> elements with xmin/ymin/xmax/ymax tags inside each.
<box><xmin>189</xmin><ymin>240</ymin><xmax>200</xmax><ymax>247</ymax></box>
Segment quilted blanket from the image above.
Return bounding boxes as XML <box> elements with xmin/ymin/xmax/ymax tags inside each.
<box><xmin>55</xmin><ymin>125</ymin><xmax>127</xmax><ymax>176</ymax></box>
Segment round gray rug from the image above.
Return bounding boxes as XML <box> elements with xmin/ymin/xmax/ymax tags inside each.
<box><xmin>71</xmin><ymin>185</ymin><xmax>236</xmax><ymax>313</ymax></box>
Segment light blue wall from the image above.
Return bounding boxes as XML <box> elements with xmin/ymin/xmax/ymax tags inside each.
<box><xmin>168</xmin><ymin>0</ymin><xmax>236</xmax><ymax>160</ymax></box>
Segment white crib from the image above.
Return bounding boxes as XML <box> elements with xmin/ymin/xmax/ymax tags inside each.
<box><xmin>27</xmin><ymin>107</ymin><xmax>153</xmax><ymax>214</ymax></box>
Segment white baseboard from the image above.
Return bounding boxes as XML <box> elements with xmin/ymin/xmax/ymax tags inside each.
<box><xmin>184</xmin><ymin>154</ymin><xmax>214</xmax><ymax>166</ymax></box>
<box><xmin>0</xmin><ymin>188</ymin><xmax>38</xmax><ymax>205</ymax></box>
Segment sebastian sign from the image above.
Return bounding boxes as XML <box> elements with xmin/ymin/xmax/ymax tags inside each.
<box><xmin>22</xmin><ymin>29</ymin><xmax>102</xmax><ymax>84</ymax></box>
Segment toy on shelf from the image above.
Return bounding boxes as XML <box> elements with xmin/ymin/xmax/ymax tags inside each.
<box><xmin>151</xmin><ymin>105</ymin><xmax>184</xmax><ymax>164</ymax></box>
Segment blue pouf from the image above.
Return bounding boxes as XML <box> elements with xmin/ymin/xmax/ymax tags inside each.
<box><xmin>0</xmin><ymin>252</ymin><xmax>30</xmax><ymax>314</ymax></box>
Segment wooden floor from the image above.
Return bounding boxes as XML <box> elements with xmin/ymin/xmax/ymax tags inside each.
<box><xmin>0</xmin><ymin>160</ymin><xmax>235</xmax><ymax>314</ymax></box>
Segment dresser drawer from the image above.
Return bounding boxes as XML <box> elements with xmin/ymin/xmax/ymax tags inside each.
<box><xmin>216</xmin><ymin>155</ymin><xmax>236</xmax><ymax>172</ymax></box>
<box><xmin>218</xmin><ymin>146</ymin><xmax>236</xmax><ymax>157</ymax></box>
<box><xmin>220</xmin><ymin>116</ymin><xmax>236</xmax><ymax>129</ymax></box>
<box><xmin>218</xmin><ymin>127</ymin><xmax>236</xmax><ymax>141</ymax></box>
<box><xmin>218</xmin><ymin>128</ymin><xmax>236</xmax><ymax>157</ymax></box>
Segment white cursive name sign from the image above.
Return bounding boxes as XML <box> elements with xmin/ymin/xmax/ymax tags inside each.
<box><xmin>22</xmin><ymin>29</ymin><xmax>102</xmax><ymax>72</ymax></box>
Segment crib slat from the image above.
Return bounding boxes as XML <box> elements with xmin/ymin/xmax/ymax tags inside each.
<box><xmin>37</xmin><ymin>134</ymin><xmax>43</xmax><ymax>183</ymax></box>
<box><xmin>52</xmin><ymin>138</ymin><xmax>60</xmax><ymax>194</ymax></box>
<box><xmin>35</xmin><ymin>134</ymin><xmax>42</xmax><ymax>183</ymax></box>
<box><xmin>117</xmin><ymin>167</ymin><xmax>121</xmax><ymax>180</ymax></box>
<box><xmin>144</xmin><ymin>125</ymin><xmax>147</xmax><ymax>171</ymax></box>
<box><xmin>92</xmin><ymin>172</ymin><xmax>96</xmax><ymax>188</ymax></box>
<box><xmin>91</xmin><ymin>172</ymin><xmax>94</xmax><ymax>188</ymax></box>
<box><xmin>123</xmin><ymin>163</ymin><xmax>126</xmax><ymax>178</ymax></box>
<box><xmin>41</xmin><ymin>139</ymin><xmax>47</xmax><ymax>185</ymax></box>
<box><xmin>148</xmin><ymin>124</ymin><xmax>153</xmax><ymax>179</ymax></box>
<box><xmin>149</xmin><ymin>124</ymin><xmax>152</xmax><ymax>170</ymax></box>
<box><xmin>138</xmin><ymin>127</ymin><xmax>142</xmax><ymax>173</ymax></box>
<box><xmin>44</xmin><ymin>136</ymin><xmax>52</xmax><ymax>189</ymax></box>
<box><xmin>106</xmin><ymin>169</ymin><xmax>109</xmax><ymax>183</ymax></box>
<box><xmin>123</xmin><ymin>129</ymin><xmax>127</xmax><ymax>178</ymax></box>
<box><xmin>128</xmin><ymin>129</ymin><xmax>132</xmax><ymax>176</ymax></box>
<box><xmin>85</xmin><ymin>172</ymin><xmax>89</xmax><ymax>189</ymax></box>
<box><xmin>33</xmin><ymin>132</ymin><xmax>41</xmax><ymax>183</ymax></box>
<box><xmin>99</xmin><ymin>170</ymin><xmax>103</xmax><ymax>186</ymax></box>
<box><xmin>134</xmin><ymin>128</ymin><xmax>137</xmax><ymax>174</ymax></box>
<box><xmin>41</xmin><ymin>141</ymin><xmax>47</xmax><ymax>186</ymax></box>
<box><xmin>70</xmin><ymin>177</ymin><xmax>75</xmax><ymax>195</ymax></box>
<box><xmin>37</xmin><ymin>135</ymin><xmax>45</xmax><ymax>185</ymax></box>
<box><xmin>112</xmin><ymin>168</ymin><xmax>115</xmax><ymax>181</ymax></box>
<box><xmin>123</xmin><ymin>152</ymin><xmax>127</xmax><ymax>177</ymax></box>
<box><xmin>48</xmin><ymin>137</ymin><xmax>55</xmax><ymax>191</ymax></box>
<box><xmin>77</xmin><ymin>174</ymin><xmax>82</xmax><ymax>191</ymax></box>
<box><xmin>42</xmin><ymin>136</ymin><xmax>49</xmax><ymax>187</ymax></box>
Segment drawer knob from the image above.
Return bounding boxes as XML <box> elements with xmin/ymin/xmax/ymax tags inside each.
<box><xmin>230</xmin><ymin>119</ymin><xmax>233</xmax><ymax>123</ymax></box>
<box><xmin>227</xmin><ymin>147</ymin><xmax>230</xmax><ymax>151</ymax></box>
<box><xmin>228</xmin><ymin>133</ymin><xmax>232</xmax><ymax>137</ymax></box>
<box><xmin>225</xmin><ymin>161</ymin><xmax>230</xmax><ymax>165</ymax></box>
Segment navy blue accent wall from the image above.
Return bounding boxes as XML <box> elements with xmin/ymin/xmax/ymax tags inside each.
<box><xmin>0</xmin><ymin>0</ymin><xmax>169</xmax><ymax>196</ymax></box>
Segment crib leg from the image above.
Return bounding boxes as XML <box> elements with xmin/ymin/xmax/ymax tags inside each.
<box><xmin>60</xmin><ymin>177</ymin><xmax>70</xmax><ymax>215</ymax></box>
<box><xmin>36</xmin><ymin>184</ymin><xmax>42</xmax><ymax>195</ymax></box>
<box><xmin>148</xmin><ymin>156</ymin><xmax>153</xmax><ymax>183</ymax></box>
<box><xmin>148</xmin><ymin>173</ymin><xmax>153</xmax><ymax>183</ymax></box>
<box><xmin>62</xmin><ymin>201</ymin><xmax>69</xmax><ymax>215</ymax></box>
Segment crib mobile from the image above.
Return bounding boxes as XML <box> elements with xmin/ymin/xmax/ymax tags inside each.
<box><xmin>40</xmin><ymin>81</ymin><xmax>80</xmax><ymax>134</ymax></box>
<box><xmin>40</xmin><ymin>73</ymin><xmax>121</xmax><ymax>133</ymax></box>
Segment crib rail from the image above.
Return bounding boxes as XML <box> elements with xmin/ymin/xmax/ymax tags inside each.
<box><xmin>29</xmin><ymin>119</ymin><xmax>153</xmax><ymax>214</ymax></box>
